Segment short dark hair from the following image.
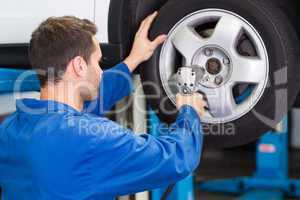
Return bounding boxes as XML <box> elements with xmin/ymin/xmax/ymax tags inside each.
<box><xmin>29</xmin><ymin>16</ymin><xmax>98</xmax><ymax>87</ymax></box>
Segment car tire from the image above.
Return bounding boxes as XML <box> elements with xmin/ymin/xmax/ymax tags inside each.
<box><xmin>140</xmin><ymin>0</ymin><xmax>300</xmax><ymax>148</ymax></box>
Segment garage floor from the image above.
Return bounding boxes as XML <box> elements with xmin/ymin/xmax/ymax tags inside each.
<box><xmin>195</xmin><ymin>145</ymin><xmax>300</xmax><ymax>200</ymax></box>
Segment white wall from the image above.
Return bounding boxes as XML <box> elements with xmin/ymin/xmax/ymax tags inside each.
<box><xmin>0</xmin><ymin>0</ymin><xmax>112</xmax><ymax>44</ymax></box>
<box><xmin>95</xmin><ymin>0</ymin><xmax>111</xmax><ymax>42</ymax></box>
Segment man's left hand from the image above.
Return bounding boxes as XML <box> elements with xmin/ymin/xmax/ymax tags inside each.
<box><xmin>124</xmin><ymin>11</ymin><xmax>167</xmax><ymax>72</ymax></box>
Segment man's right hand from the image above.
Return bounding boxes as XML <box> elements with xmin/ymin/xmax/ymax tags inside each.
<box><xmin>176</xmin><ymin>93</ymin><xmax>206</xmax><ymax>118</ymax></box>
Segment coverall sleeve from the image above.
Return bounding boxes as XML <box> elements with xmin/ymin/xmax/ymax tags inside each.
<box><xmin>83</xmin><ymin>62</ymin><xmax>133</xmax><ymax>116</ymax></box>
<box><xmin>87</xmin><ymin>105</ymin><xmax>203</xmax><ymax>196</ymax></box>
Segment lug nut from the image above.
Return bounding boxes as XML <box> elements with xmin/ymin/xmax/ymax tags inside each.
<box><xmin>204</xmin><ymin>76</ymin><xmax>210</xmax><ymax>82</ymax></box>
<box><xmin>223</xmin><ymin>58</ymin><xmax>230</xmax><ymax>65</ymax></box>
<box><xmin>215</xmin><ymin>76</ymin><xmax>223</xmax><ymax>85</ymax></box>
<box><xmin>204</xmin><ymin>48</ymin><xmax>213</xmax><ymax>57</ymax></box>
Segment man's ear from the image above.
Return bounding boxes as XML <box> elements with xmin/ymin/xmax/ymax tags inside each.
<box><xmin>71</xmin><ymin>56</ymin><xmax>88</xmax><ymax>78</ymax></box>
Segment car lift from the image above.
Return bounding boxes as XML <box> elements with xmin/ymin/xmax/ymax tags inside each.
<box><xmin>149</xmin><ymin>110</ymin><xmax>300</xmax><ymax>200</ymax></box>
<box><xmin>149</xmin><ymin>110</ymin><xmax>195</xmax><ymax>200</ymax></box>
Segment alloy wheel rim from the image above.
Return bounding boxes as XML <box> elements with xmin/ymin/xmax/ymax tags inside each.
<box><xmin>159</xmin><ymin>9</ymin><xmax>269</xmax><ymax>123</ymax></box>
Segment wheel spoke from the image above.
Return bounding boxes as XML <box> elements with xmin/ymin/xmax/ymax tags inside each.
<box><xmin>231</xmin><ymin>55</ymin><xmax>267</xmax><ymax>84</ymax></box>
<box><xmin>171</xmin><ymin>25</ymin><xmax>204</xmax><ymax>64</ymax></box>
<box><xmin>201</xmin><ymin>85</ymin><xmax>236</xmax><ymax>118</ymax></box>
<box><xmin>168</xmin><ymin>73</ymin><xmax>179</xmax><ymax>94</ymax></box>
<box><xmin>210</xmin><ymin>15</ymin><xmax>243</xmax><ymax>52</ymax></box>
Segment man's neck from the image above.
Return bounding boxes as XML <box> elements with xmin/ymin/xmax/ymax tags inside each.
<box><xmin>40</xmin><ymin>82</ymin><xmax>84</xmax><ymax>112</ymax></box>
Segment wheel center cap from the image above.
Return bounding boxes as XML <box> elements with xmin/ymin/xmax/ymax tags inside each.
<box><xmin>206</xmin><ymin>58</ymin><xmax>222</xmax><ymax>75</ymax></box>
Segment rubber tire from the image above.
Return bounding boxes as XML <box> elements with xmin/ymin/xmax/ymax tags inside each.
<box><xmin>140</xmin><ymin>0</ymin><xmax>300</xmax><ymax>148</ymax></box>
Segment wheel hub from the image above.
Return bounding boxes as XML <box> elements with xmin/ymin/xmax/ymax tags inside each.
<box><xmin>192</xmin><ymin>46</ymin><xmax>232</xmax><ymax>88</ymax></box>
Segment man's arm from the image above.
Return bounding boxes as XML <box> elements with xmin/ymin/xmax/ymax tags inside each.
<box><xmin>83</xmin><ymin>62</ymin><xmax>133</xmax><ymax>116</ymax></box>
<box><xmin>85</xmin><ymin>105</ymin><xmax>203</xmax><ymax>196</ymax></box>
<box><xmin>84</xmin><ymin>11</ymin><xmax>166</xmax><ymax>116</ymax></box>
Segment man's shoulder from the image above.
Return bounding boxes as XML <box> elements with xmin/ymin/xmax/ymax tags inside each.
<box><xmin>46</xmin><ymin>112</ymin><xmax>130</xmax><ymax>145</ymax></box>
<box><xmin>28</xmin><ymin>113</ymin><xmax>115</xmax><ymax>157</ymax></box>
<box><xmin>1</xmin><ymin>111</ymin><xmax>18</xmax><ymax>124</ymax></box>
<box><xmin>1</xmin><ymin>111</ymin><xmax>126</xmax><ymax>145</ymax></box>
<box><xmin>65</xmin><ymin>113</ymin><xmax>126</xmax><ymax>138</ymax></box>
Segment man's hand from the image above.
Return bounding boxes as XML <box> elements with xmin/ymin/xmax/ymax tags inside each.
<box><xmin>124</xmin><ymin>11</ymin><xmax>167</xmax><ymax>72</ymax></box>
<box><xmin>176</xmin><ymin>93</ymin><xmax>206</xmax><ymax>118</ymax></box>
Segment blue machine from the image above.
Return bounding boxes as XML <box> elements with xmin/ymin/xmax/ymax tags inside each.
<box><xmin>198</xmin><ymin>117</ymin><xmax>300</xmax><ymax>200</ymax></box>
<box><xmin>0</xmin><ymin>68</ymin><xmax>39</xmax><ymax>94</ymax></box>
<box><xmin>149</xmin><ymin>110</ymin><xmax>300</xmax><ymax>200</ymax></box>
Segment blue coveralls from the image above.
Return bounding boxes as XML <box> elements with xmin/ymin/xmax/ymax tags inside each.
<box><xmin>0</xmin><ymin>63</ymin><xmax>203</xmax><ymax>200</ymax></box>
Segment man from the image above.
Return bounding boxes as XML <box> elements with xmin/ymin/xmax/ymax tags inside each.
<box><xmin>0</xmin><ymin>12</ymin><xmax>206</xmax><ymax>199</ymax></box>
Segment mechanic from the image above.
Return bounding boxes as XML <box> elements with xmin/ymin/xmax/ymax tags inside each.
<box><xmin>0</xmin><ymin>12</ymin><xmax>205</xmax><ymax>199</ymax></box>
